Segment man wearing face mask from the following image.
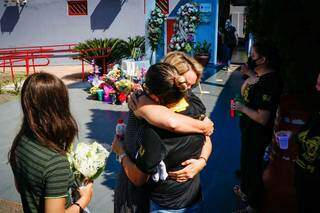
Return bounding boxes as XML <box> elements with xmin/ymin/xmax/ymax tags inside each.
<box><xmin>294</xmin><ymin>72</ymin><xmax>320</xmax><ymax>213</ymax></box>
<box><xmin>232</xmin><ymin>41</ymin><xmax>283</xmax><ymax>212</ymax></box>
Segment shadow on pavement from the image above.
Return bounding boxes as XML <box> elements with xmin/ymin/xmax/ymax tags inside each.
<box><xmin>201</xmin><ymin>70</ymin><xmax>245</xmax><ymax>212</ymax></box>
<box><xmin>85</xmin><ymin>108</ymin><xmax>128</xmax><ymax>190</ymax></box>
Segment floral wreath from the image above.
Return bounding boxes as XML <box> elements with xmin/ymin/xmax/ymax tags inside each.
<box><xmin>169</xmin><ymin>2</ymin><xmax>200</xmax><ymax>52</ymax></box>
<box><xmin>147</xmin><ymin>7</ymin><xmax>167</xmax><ymax>51</ymax></box>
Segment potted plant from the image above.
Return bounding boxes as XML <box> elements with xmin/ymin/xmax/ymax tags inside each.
<box><xmin>194</xmin><ymin>40</ymin><xmax>211</xmax><ymax>67</ymax></box>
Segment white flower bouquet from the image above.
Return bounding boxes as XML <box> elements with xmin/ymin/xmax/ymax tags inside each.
<box><xmin>68</xmin><ymin>142</ymin><xmax>110</xmax><ymax>185</ymax></box>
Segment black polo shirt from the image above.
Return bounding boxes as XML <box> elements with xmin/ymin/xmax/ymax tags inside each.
<box><xmin>135</xmin><ymin>94</ymin><xmax>206</xmax><ymax>209</ymax></box>
<box><xmin>241</xmin><ymin>72</ymin><xmax>282</xmax><ymax>130</ymax></box>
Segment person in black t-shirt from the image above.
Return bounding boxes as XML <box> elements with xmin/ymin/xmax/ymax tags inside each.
<box><xmin>294</xmin><ymin>72</ymin><xmax>320</xmax><ymax>213</ymax></box>
<box><xmin>232</xmin><ymin>41</ymin><xmax>283</xmax><ymax>212</ymax></box>
<box><xmin>112</xmin><ymin>63</ymin><xmax>210</xmax><ymax>212</ymax></box>
<box><xmin>114</xmin><ymin>55</ymin><xmax>213</xmax><ymax>213</ymax></box>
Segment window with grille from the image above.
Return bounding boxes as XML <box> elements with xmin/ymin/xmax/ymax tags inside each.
<box><xmin>156</xmin><ymin>0</ymin><xmax>169</xmax><ymax>15</ymax></box>
<box><xmin>68</xmin><ymin>0</ymin><xmax>88</xmax><ymax>16</ymax></box>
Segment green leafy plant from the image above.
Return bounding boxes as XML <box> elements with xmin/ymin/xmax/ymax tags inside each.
<box><xmin>194</xmin><ymin>40</ymin><xmax>211</xmax><ymax>56</ymax></box>
<box><xmin>74</xmin><ymin>38</ymin><xmax>128</xmax><ymax>67</ymax></box>
<box><xmin>125</xmin><ymin>36</ymin><xmax>145</xmax><ymax>58</ymax></box>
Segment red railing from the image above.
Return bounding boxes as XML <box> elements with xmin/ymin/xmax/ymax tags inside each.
<box><xmin>0</xmin><ymin>44</ymin><xmax>111</xmax><ymax>81</ymax></box>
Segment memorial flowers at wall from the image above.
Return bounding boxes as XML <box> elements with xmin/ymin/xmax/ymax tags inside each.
<box><xmin>147</xmin><ymin>7</ymin><xmax>167</xmax><ymax>51</ymax></box>
<box><xmin>87</xmin><ymin>64</ymin><xmax>146</xmax><ymax>104</ymax></box>
<box><xmin>169</xmin><ymin>3</ymin><xmax>200</xmax><ymax>53</ymax></box>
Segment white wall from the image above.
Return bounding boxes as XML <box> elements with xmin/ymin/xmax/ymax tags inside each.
<box><xmin>0</xmin><ymin>0</ymin><xmax>145</xmax><ymax>48</ymax></box>
<box><xmin>230</xmin><ymin>5</ymin><xmax>245</xmax><ymax>38</ymax></box>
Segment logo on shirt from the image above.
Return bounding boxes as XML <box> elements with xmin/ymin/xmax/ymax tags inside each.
<box><xmin>138</xmin><ymin>145</ymin><xmax>145</xmax><ymax>157</ymax></box>
<box><xmin>243</xmin><ymin>85</ymin><xmax>250</xmax><ymax>103</ymax></box>
<box><xmin>296</xmin><ymin>130</ymin><xmax>320</xmax><ymax>173</ymax></box>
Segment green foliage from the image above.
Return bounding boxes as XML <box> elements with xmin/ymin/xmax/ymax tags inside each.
<box><xmin>74</xmin><ymin>38</ymin><xmax>128</xmax><ymax>67</ymax></box>
<box><xmin>125</xmin><ymin>36</ymin><xmax>145</xmax><ymax>59</ymax></box>
<box><xmin>194</xmin><ymin>40</ymin><xmax>211</xmax><ymax>56</ymax></box>
<box><xmin>75</xmin><ymin>36</ymin><xmax>146</xmax><ymax>67</ymax></box>
<box><xmin>245</xmin><ymin>0</ymin><xmax>319</xmax><ymax>93</ymax></box>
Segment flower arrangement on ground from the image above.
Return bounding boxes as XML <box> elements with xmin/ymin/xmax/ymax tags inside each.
<box><xmin>147</xmin><ymin>7</ymin><xmax>167</xmax><ymax>51</ymax></box>
<box><xmin>87</xmin><ymin>64</ymin><xmax>145</xmax><ymax>104</ymax></box>
<box><xmin>169</xmin><ymin>3</ymin><xmax>200</xmax><ymax>52</ymax></box>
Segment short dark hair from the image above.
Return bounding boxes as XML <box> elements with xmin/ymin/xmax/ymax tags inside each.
<box><xmin>145</xmin><ymin>63</ymin><xmax>188</xmax><ymax>105</ymax></box>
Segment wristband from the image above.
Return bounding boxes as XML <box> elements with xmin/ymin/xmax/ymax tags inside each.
<box><xmin>73</xmin><ymin>202</ymin><xmax>84</xmax><ymax>213</ymax></box>
<box><xmin>199</xmin><ymin>156</ymin><xmax>207</xmax><ymax>164</ymax></box>
<box><xmin>118</xmin><ymin>153</ymin><xmax>127</xmax><ymax>164</ymax></box>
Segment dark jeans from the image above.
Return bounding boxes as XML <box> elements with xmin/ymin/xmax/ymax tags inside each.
<box><xmin>295</xmin><ymin>166</ymin><xmax>320</xmax><ymax>213</ymax></box>
<box><xmin>240</xmin><ymin>120</ymin><xmax>271</xmax><ymax>209</ymax></box>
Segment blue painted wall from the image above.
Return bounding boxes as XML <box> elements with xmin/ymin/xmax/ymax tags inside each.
<box><xmin>0</xmin><ymin>0</ymin><xmax>145</xmax><ymax>48</ymax></box>
<box><xmin>194</xmin><ymin>0</ymin><xmax>218</xmax><ymax>65</ymax></box>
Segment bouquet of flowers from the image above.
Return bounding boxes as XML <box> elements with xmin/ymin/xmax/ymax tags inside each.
<box><xmin>67</xmin><ymin>142</ymin><xmax>109</xmax><ymax>213</ymax></box>
<box><xmin>89</xmin><ymin>86</ymin><xmax>100</xmax><ymax>96</ymax></box>
<box><xmin>115</xmin><ymin>79</ymin><xmax>133</xmax><ymax>94</ymax></box>
<box><xmin>169</xmin><ymin>3</ymin><xmax>200</xmax><ymax>52</ymax></box>
<box><xmin>105</xmin><ymin>65</ymin><xmax>126</xmax><ymax>84</ymax></box>
<box><xmin>147</xmin><ymin>7</ymin><xmax>167</xmax><ymax>51</ymax></box>
<box><xmin>68</xmin><ymin>142</ymin><xmax>110</xmax><ymax>184</ymax></box>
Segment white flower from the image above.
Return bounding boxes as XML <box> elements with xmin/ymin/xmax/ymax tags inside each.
<box><xmin>70</xmin><ymin>142</ymin><xmax>109</xmax><ymax>179</ymax></box>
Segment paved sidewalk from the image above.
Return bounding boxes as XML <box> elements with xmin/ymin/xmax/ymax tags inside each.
<box><xmin>0</xmin><ymin>65</ymin><xmax>244</xmax><ymax>212</ymax></box>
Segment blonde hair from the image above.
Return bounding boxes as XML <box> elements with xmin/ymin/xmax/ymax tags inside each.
<box><xmin>162</xmin><ymin>51</ymin><xmax>203</xmax><ymax>85</ymax></box>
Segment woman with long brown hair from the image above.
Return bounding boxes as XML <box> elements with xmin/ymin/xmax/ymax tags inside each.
<box><xmin>8</xmin><ymin>73</ymin><xmax>93</xmax><ymax>213</ymax></box>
